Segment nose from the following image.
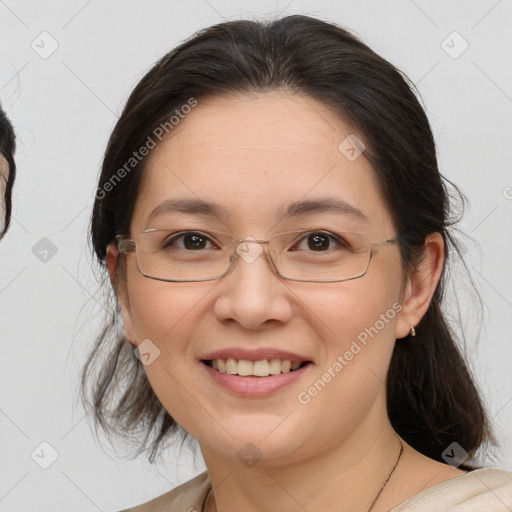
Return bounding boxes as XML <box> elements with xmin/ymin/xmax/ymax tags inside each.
<box><xmin>212</xmin><ymin>241</ymin><xmax>293</xmax><ymax>330</ymax></box>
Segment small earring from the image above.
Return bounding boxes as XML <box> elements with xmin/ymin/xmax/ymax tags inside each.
<box><xmin>410</xmin><ymin>326</ymin><xmax>416</xmax><ymax>337</ymax></box>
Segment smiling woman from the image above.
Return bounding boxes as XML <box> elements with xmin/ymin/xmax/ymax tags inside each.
<box><xmin>81</xmin><ymin>15</ymin><xmax>512</xmax><ymax>512</ymax></box>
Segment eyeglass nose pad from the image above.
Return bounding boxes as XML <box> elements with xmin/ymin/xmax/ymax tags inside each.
<box><xmin>235</xmin><ymin>237</ymin><xmax>264</xmax><ymax>265</ymax></box>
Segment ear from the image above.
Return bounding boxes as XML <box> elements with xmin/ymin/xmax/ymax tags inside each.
<box><xmin>395</xmin><ymin>233</ymin><xmax>445</xmax><ymax>339</ymax></box>
<box><xmin>106</xmin><ymin>243</ymin><xmax>137</xmax><ymax>346</ymax></box>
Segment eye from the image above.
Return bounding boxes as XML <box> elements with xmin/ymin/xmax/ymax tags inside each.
<box><xmin>291</xmin><ymin>231</ymin><xmax>349</xmax><ymax>252</ymax></box>
<box><xmin>163</xmin><ymin>231</ymin><xmax>216</xmax><ymax>250</ymax></box>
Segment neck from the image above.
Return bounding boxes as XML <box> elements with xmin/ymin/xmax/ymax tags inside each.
<box><xmin>200</xmin><ymin>402</ymin><xmax>403</xmax><ymax>512</ymax></box>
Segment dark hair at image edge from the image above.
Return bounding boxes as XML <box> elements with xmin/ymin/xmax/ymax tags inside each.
<box><xmin>0</xmin><ymin>103</ymin><xmax>16</xmax><ymax>239</ymax></box>
<box><xmin>82</xmin><ymin>14</ymin><xmax>494</xmax><ymax>464</ymax></box>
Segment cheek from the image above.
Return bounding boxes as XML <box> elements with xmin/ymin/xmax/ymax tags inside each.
<box><xmin>293</xmin><ymin>284</ymin><xmax>400</xmax><ymax>429</ymax></box>
<box><xmin>324</xmin><ymin>290</ymin><xmax>398</xmax><ymax>379</ymax></box>
<box><xmin>293</xmin><ymin>262</ymin><xmax>402</xmax><ymax>348</ymax></box>
<box><xmin>291</xmin><ymin>266</ymin><xmax>403</xmax><ymax>419</ymax></box>
<box><xmin>126</xmin><ymin>267</ymin><xmax>214</xmax><ymax>347</ymax></box>
<box><xmin>124</xmin><ymin>274</ymin><xmax>216</xmax><ymax>429</ymax></box>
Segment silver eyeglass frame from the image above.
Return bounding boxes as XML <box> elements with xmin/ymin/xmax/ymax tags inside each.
<box><xmin>116</xmin><ymin>230</ymin><xmax>399</xmax><ymax>283</ymax></box>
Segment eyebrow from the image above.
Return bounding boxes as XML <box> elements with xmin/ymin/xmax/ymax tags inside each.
<box><xmin>147</xmin><ymin>199</ymin><xmax>231</xmax><ymax>225</ymax></box>
<box><xmin>146</xmin><ymin>197</ymin><xmax>368</xmax><ymax>224</ymax></box>
<box><xmin>281</xmin><ymin>198</ymin><xmax>368</xmax><ymax>222</ymax></box>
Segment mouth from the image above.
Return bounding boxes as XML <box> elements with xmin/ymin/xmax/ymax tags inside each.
<box><xmin>201</xmin><ymin>358</ymin><xmax>312</xmax><ymax>377</ymax></box>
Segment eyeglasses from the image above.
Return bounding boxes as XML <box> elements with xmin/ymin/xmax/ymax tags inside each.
<box><xmin>116</xmin><ymin>228</ymin><xmax>398</xmax><ymax>283</ymax></box>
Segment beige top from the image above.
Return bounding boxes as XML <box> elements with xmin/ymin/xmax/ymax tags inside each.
<box><xmin>123</xmin><ymin>467</ymin><xmax>512</xmax><ymax>512</ymax></box>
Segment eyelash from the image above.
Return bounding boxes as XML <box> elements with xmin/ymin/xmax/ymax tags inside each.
<box><xmin>292</xmin><ymin>231</ymin><xmax>350</xmax><ymax>251</ymax></box>
<box><xmin>161</xmin><ymin>230</ymin><xmax>350</xmax><ymax>251</ymax></box>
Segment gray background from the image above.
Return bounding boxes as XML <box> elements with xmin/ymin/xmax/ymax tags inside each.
<box><xmin>0</xmin><ymin>0</ymin><xmax>511</xmax><ymax>510</ymax></box>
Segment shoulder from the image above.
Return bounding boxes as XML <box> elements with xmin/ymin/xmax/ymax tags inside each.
<box><xmin>391</xmin><ymin>467</ymin><xmax>512</xmax><ymax>511</ymax></box>
<box><xmin>121</xmin><ymin>471</ymin><xmax>211</xmax><ymax>512</ymax></box>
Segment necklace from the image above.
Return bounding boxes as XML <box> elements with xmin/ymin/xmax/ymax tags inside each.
<box><xmin>367</xmin><ymin>438</ymin><xmax>404</xmax><ymax>511</ymax></box>
<box><xmin>205</xmin><ymin>438</ymin><xmax>404</xmax><ymax>512</ymax></box>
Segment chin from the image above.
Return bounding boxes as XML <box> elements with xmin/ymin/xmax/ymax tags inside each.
<box><xmin>192</xmin><ymin>414</ymin><xmax>315</xmax><ymax>464</ymax></box>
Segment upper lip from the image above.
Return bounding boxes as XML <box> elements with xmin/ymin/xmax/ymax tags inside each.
<box><xmin>200</xmin><ymin>348</ymin><xmax>312</xmax><ymax>362</ymax></box>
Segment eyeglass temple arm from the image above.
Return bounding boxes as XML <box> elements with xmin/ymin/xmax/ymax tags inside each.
<box><xmin>116</xmin><ymin>236</ymin><xmax>136</xmax><ymax>254</ymax></box>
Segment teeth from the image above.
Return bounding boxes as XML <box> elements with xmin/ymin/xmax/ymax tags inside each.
<box><xmin>226</xmin><ymin>358</ymin><xmax>237</xmax><ymax>374</ymax></box>
<box><xmin>253</xmin><ymin>360</ymin><xmax>269</xmax><ymax>377</ymax></box>
<box><xmin>237</xmin><ymin>360</ymin><xmax>253</xmax><ymax>376</ymax></box>
<box><xmin>281</xmin><ymin>360</ymin><xmax>291</xmax><ymax>373</ymax></box>
<box><xmin>269</xmin><ymin>359</ymin><xmax>282</xmax><ymax>375</ymax></box>
<box><xmin>208</xmin><ymin>358</ymin><xmax>306</xmax><ymax>376</ymax></box>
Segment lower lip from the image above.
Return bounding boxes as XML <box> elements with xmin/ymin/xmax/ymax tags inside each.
<box><xmin>201</xmin><ymin>362</ymin><xmax>311</xmax><ymax>397</ymax></box>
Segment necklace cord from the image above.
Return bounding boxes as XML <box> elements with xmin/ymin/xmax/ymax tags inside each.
<box><xmin>367</xmin><ymin>438</ymin><xmax>404</xmax><ymax>512</ymax></box>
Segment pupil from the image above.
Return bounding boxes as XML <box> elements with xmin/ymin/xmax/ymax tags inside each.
<box><xmin>184</xmin><ymin>234</ymin><xmax>206</xmax><ymax>250</ymax></box>
<box><xmin>308</xmin><ymin>234</ymin><xmax>329</xmax><ymax>251</ymax></box>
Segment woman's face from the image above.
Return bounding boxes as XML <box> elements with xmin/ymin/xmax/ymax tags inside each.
<box><xmin>113</xmin><ymin>91</ymin><xmax>412</xmax><ymax>465</ymax></box>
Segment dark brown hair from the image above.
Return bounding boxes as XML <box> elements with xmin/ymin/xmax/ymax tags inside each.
<box><xmin>0</xmin><ymin>103</ymin><xmax>16</xmax><ymax>239</ymax></box>
<box><xmin>82</xmin><ymin>15</ymin><xmax>493</xmax><ymax>464</ymax></box>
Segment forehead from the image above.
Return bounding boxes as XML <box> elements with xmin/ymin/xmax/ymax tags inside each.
<box><xmin>133</xmin><ymin>91</ymin><xmax>394</xmax><ymax>235</ymax></box>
